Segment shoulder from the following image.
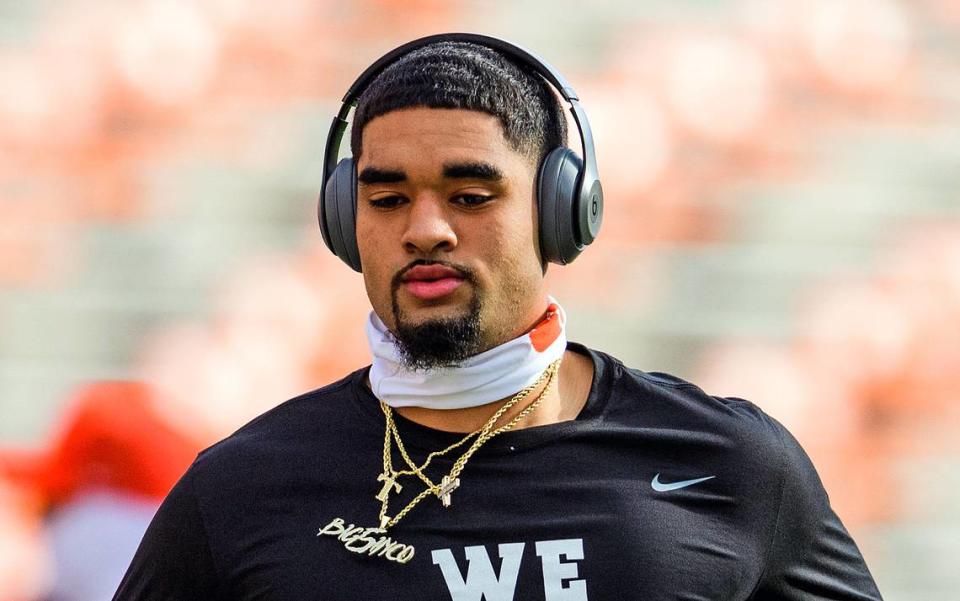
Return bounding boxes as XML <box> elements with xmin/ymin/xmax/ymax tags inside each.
<box><xmin>586</xmin><ymin>345</ymin><xmax>799</xmax><ymax>470</ymax></box>
<box><xmin>189</xmin><ymin>368</ymin><xmax>367</xmax><ymax>477</ymax></box>
<box><xmin>595</xmin><ymin>346</ymin><xmax>778</xmax><ymax>428</ymax></box>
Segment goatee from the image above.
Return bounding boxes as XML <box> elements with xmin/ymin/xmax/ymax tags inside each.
<box><xmin>391</xmin><ymin>263</ymin><xmax>484</xmax><ymax>371</ymax></box>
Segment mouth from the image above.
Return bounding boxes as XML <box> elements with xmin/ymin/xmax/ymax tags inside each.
<box><xmin>399</xmin><ymin>263</ymin><xmax>467</xmax><ymax>301</ymax></box>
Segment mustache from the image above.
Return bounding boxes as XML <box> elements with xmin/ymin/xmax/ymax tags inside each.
<box><xmin>391</xmin><ymin>259</ymin><xmax>478</xmax><ymax>292</ymax></box>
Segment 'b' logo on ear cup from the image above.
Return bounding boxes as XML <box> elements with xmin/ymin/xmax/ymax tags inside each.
<box><xmin>580</xmin><ymin>180</ymin><xmax>603</xmax><ymax>246</ymax></box>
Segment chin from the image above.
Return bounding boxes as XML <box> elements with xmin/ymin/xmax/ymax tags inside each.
<box><xmin>392</xmin><ymin>286</ymin><xmax>482</xmax><ymax>335</ymax></box>
<box><xmin>394</xmin><ymin>288</ymin><xmax>475</xmax><ymax>319</ymax></box>
<box><xmin>395</xmin><ymin>302</ymin><xmax>470</xmax><ymax>329</ymax></box>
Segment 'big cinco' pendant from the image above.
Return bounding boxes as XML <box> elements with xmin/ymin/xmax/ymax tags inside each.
<box><xmin>317</xmin><ymin>517</ymin><xmax>415</xmax><ymax>564</ymax></box>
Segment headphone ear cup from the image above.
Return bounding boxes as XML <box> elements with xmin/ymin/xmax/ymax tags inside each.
<box><xmin>320</xmin><ymin>158</ymin><xmax>362</xmax><ymax>272</ymax></box>
<box><xmin>537</xmin><ymin>147</ymin><xmax>585</xmax><ymax>265</ymax></box>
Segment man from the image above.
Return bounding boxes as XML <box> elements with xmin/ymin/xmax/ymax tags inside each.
<box><xmin>114</xmin><ymin>34</ymin><xmax>882</xmax><ymax>600</ymax></box>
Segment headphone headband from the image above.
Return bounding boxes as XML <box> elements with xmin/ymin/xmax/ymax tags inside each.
<box><xmin>321</xmin><ymin>32</ymin><xmax>599</xmax><ymax>212</ymax></box>
<box><xmin>342</xmin><ymin>33</ymin><xmax>581</xmax><ymax>104</ymax></box>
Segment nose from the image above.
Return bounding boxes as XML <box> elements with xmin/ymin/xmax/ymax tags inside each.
<box><xmin>400</xmin><ymin>196</ymin><xmax>458</xmax><ymax>256</ymax></box>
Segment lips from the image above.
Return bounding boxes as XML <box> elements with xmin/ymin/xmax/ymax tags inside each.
<box><xmin>400</xmin><ymin>264</ymin><xmax>466</xmax><ymax>301</ymax></box>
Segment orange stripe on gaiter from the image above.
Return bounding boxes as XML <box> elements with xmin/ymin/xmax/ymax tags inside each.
<box><xmin>530</xmin><ymin>303</ymin><xmax>562</xmax><ymax>352</ymax></box>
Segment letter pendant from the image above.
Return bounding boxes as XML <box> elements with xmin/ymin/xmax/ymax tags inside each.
<box><xmin>376</xmin><ymin>472</ymin><xmax>402</xmax><ymax>502</ymax></box>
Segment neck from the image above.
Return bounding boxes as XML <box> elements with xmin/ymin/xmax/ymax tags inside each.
<box><xmin>385</xmin><ymin>349</ymin><xmax>594</xmax><ymax>433</ymax></box>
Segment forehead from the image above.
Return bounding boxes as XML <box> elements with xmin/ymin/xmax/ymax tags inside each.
<box><xmin>357</xmin><ymin>107</ymin><xmax>523</xmax><ymax>171</ymax></box>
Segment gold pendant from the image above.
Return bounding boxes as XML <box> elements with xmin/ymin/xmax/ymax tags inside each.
<box><xmin>437</xmin><ymin>475</ymin><xmax>460</xmax><ymax>508</ymax></box>
<box><xmin>375</xmin><ymin>472</ymin><xmax>402</xmax><ymax>502</ymax></box>
<box><xmin>317</xmin><ymin>517</ymin><xmax>415</xmax><ymax>564</ymax></box>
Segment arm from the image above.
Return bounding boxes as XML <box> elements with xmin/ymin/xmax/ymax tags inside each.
<box><xmin>752</xmin><ymin>420</ymin><xmax>882</xmax><ymax>600</ymax></box>
<box><xmin>112</xmin><ymin>466</ymin><xmax>222</xmax><ymax>600</ymax></box>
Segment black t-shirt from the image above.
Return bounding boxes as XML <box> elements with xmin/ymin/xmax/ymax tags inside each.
<box><xmin>114</xmin><ymin>344</ymin><xmax>882</xmax><ymax>600</ymax></box>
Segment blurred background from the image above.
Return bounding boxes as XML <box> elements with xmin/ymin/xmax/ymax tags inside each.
<box><xmin>0</xmin><ymin>0</ymin><xmax>958</xmax><ymax>598</ymax></box>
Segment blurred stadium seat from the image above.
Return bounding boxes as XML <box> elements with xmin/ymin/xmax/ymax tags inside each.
<box><xmin>0</xmin><ymin>0</ymin><xmax>958</xmax><ymax>597</ymax></box>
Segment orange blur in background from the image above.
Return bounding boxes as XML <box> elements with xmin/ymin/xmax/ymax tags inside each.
<box><xmin>0</xmin><ymin>0</ymin><xmax>958</xmax><ymax>598</ymax></box>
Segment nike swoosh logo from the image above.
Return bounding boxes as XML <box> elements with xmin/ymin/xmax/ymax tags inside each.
<box><xmin>651</xmin><ymin>473</ymin><xmax>715</xmax><ymax>492</ymax></box>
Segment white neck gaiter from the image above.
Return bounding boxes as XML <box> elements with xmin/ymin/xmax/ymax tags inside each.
<box><xmin>366</xmin><ymin>300</ymin><xmax>567</xmax><ymax>410</ymax></box>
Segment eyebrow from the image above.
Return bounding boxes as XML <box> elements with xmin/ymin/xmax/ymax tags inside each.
<box><xmin>357</xmin><ymin>167</ymin><xmax>406</xmax><ymax>185</ymax></box>
<box><xmin>356</xmin><ymin>161</ymin><xmax>504</xmax><ymax>186</ymax></box>
<box><xmin>443</xmin><ymin>161</ymin><xmax>503</xmax><ymax>181</ymax></box>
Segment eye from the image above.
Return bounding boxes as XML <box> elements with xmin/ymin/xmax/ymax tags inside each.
<box><xmin>452</xmin><ymin>194</ymin><xmax>495</xmax><ymax>207</ymax></box>
<box><xmin>369</xmin><ymin>195</ymin><xmax>406</xmax><ymax>209</ymax></box>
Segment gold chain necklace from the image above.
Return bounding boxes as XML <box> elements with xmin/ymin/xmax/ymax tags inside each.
<box><xmin>382</xmin><ymin>357</ymin><xmax>564</xmax><ymax>496</ymax></box>
<box><xmin>378</xmin><ymin>358</ymin><xmax>561</xmax><ymax>530</ymax></box>
<box><xmin>316</xmin><ymin>358</ymin><xmax>561</xmax><ymax>565</ymax></box>
<box><xmin>373</xmin><ymin>361</ymin><xmax>558</xmax><ymax>495</ymax></box>
<box><xmin>377</xmin><ymin>408</ymin><xmax>478</xmax><ymax>495</ymax></box>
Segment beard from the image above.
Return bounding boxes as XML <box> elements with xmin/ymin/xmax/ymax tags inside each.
<box><xmin>390</xmin><ymin>262</ymin><xmax>484</xmax><ymax>371</ymax></box>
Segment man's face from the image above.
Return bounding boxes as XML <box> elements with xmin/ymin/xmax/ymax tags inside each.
<box><xmin>355</xmin><ymin>107</ymin><xmax>547</xmax><ymax>368</ymax></box>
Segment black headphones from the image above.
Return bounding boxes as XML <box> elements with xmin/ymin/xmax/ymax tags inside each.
<box><xmin>319</xmin><ymin>32</ymin><xmax>603</xmax><ymax>272</ymax></box>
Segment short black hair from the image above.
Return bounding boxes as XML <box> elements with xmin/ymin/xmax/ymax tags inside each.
<box><xmin>350</xmin><ymin>40</ymin><xmax>567</xmax><ymax>166</ymax></box>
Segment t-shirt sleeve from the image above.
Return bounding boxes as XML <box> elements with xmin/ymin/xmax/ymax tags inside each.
<box><xmin>112</xmin><ymin>464</ymin><xmax>221</xmax><ymax>600</ymax></box>
<box><xmin>753</xmin><ymin>418</ymin><xmax>883</xmax><ymax>600</ymax></box>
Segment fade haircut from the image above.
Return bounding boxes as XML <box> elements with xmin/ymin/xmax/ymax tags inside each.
<box><xmin>349</xmin><ymin>40</ymin><xmax>568</xmax><ymax>167</ymax></box>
